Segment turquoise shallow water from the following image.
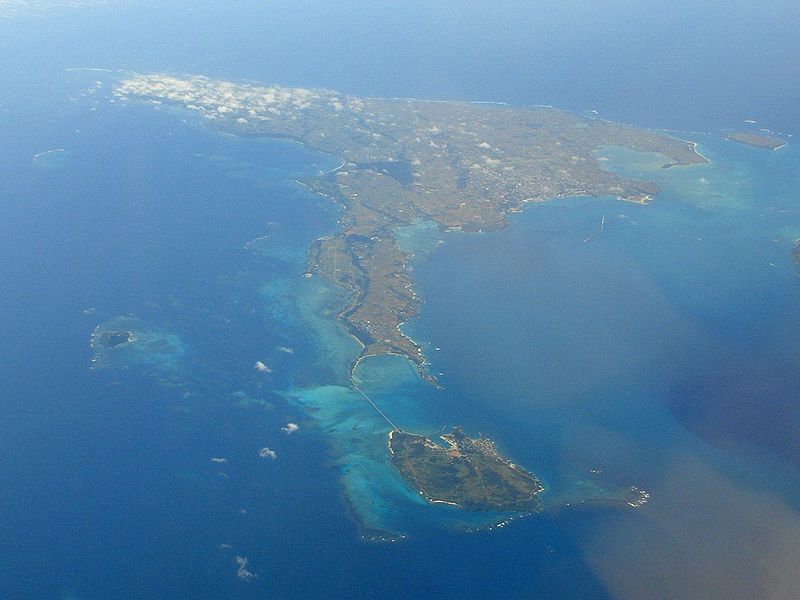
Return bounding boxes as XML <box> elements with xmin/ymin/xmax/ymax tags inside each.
<box><xmin>0</xmin><ymin>70</ymin><xmax>798</xmax><ymax>597</ymax></box>
<box><xmin>226</xmin><ymin>111</ymin><xmax>800</xmax><ymax>595</ymax></box>
<box><xmin>1</xmin><ymin>3</ymin><xmax>799</xmax><ymax>596</ymax></box>
<box><xmin>405</xmin><ymin>138</ymin><xmax>800</xmax><ymax>597</ymax></box>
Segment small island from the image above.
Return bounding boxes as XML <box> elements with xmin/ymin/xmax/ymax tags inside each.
<box><xmin>97</xmin><ymin>330</ymin><xmax>136</xmax><ymax>347</ymax></box>
<box><xmin>389</xmin><ymin>428</ymin><xmax>543</xmax><ymax>512</ymax></box>
<box><xmin>725</xmin><ymin>131</ymin><xmax>786</xmax><ymax>150</ymax></box>
<box><xmin>792</xmin><ymin>240</ymin><xmax>800</xmax><ymax>265</ymax></box>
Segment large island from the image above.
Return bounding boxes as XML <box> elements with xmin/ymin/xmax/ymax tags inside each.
<box><xmin>115</xmin><ymin>74</ymin><xmax>707</xmax><ymax>382</ymax></box>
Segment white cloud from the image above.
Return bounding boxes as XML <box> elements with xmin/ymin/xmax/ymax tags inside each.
<box><xmin>281</xmin><ymin>422</ymin><xmax>299</xmax><ymax>435</ymax></box>
<box><xmin>258</xmin><ymin>447</ymin><xmax>277</xmax><ymax>460</ymax></box>
<box><xmin>254</xmin><ymin>360</ymin><xmax>272</xmax><ymax>373</ymax></box>
<box><xmin>235</xmin><ymin>556</ymin><xmax>257</xmax><ymax>581</ymax></box>
<box><xmin>1</xmin><ymin>0</ymin><xmax>112</xmax><ymax>18</ymax></box>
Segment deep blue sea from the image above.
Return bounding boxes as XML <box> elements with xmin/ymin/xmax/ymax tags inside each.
<box><xmin>1</xmin><ymin>2</ymin><xmax>799</xmax><ymax>598</ymax></box>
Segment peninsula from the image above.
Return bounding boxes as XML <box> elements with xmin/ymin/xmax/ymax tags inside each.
<box><xmin>115</xmin><ymin>74</ymin><xmax>706</xmax><ymax>380</ymax></box>
<box><xmin>389</xmin><ymin>428</ymin><xmax>543</xmax><ymax>512</ymax></box>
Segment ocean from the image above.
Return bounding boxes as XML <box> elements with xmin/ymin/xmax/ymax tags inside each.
<box><xmin>1</xmin><ymin>1</ymin><xmax>799</xmax><ymax>598</ymax></box>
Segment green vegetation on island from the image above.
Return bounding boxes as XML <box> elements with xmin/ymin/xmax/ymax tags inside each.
<box><xmin>389</xmin><ymin>428</ymin><xmax>543</xmax><ymax>512</ymax></box>
<box><xmin>725</xmin><ymin>131</ymin><xmax>786</xmax><ymax>150</ymax></box>
<box><xmin>97</xmin><ymin>330</ymin><xmax>136</xmax><ymax>347</ymax></box>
